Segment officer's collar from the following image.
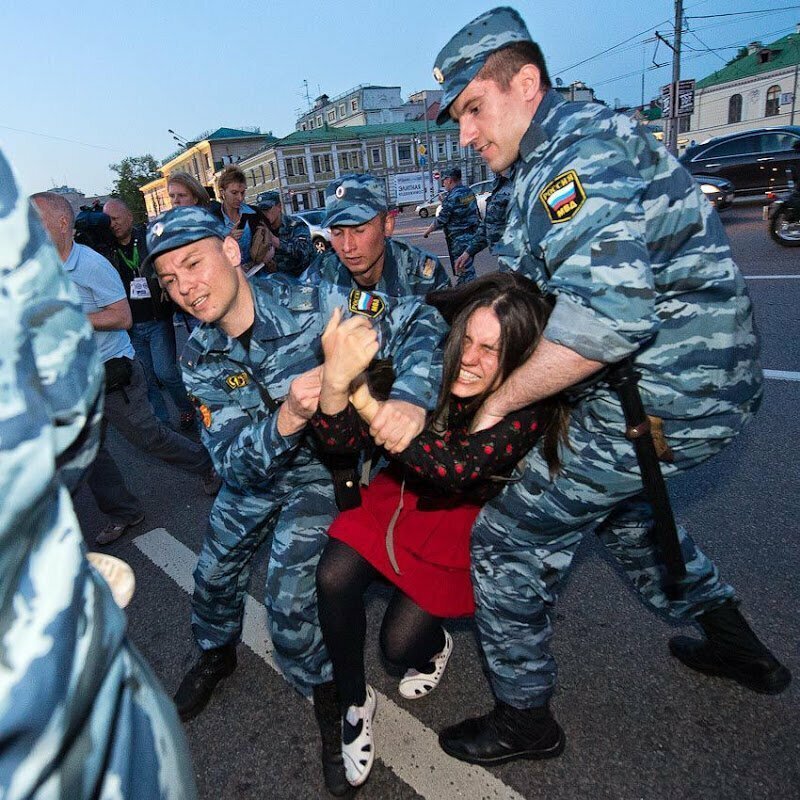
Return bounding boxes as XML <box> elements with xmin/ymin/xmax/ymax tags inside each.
<box><xmin>518</xmin><ymin>89</ymin><xmax>566</xmax><ymax>161</ymax></box>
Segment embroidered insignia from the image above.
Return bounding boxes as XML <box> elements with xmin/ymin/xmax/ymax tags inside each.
<box><xmin>225</xmin><ymin>372</ymin><xmax>250</xmax><ymax>390</ymax></box>
<box><xmin>335</xmin><ymin>185</ymin><xmax>346</xmax><ymax>199</ymax></box>
<box><xmin>422</xmin><ymin>257</ymin><xmax>436</xmax><ymax>278</ymax></box>
<box><xmin>433</xmin><ymin>67</ymin><xmax>445</xmax><ymax>84</ymax></box>
<box><xmin>151</xmin><ymin>222</ymin><xmax>164</xmax><ymax>237</ymax></box>
<box><xmin>539</xmin><ymin>170</ymin><xmax>586</xmax><ymax>223</ymax></box>
<box><xmin>348</xmin><ymin>289</ymin><xmax>385</xmax><ymax>319</ymax></box>
<box><xmin>198</xmin><ymin>404</ymin><xmax>212</xmax><ymax>428</ymax></box>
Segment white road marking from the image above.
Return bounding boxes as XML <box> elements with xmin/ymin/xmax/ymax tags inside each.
<box><xmin>743</xmin><ymin>274</ymin><xmax>800</xmax><ymax>280</ymax></box>
<box><xmin>764</xmin><ymin>369</ymin><xmax>800</xmax><ymax>382</ymax></box>
<box><xmin>134</xmin><ymin>528</ymin><xmax>526</xmax><ymax>800</ymax></box>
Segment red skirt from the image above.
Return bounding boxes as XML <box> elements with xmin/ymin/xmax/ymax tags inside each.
<box><xmin>327</xmin><ymin>470</ymin><xmax>478</xmax><ymax>617</ymax></box>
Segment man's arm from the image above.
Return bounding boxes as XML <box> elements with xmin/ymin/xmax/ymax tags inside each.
<box><xmin>473</xmin><ymin>337</ymin><xmax>603</xmax><ymax>431</ymax></box>
<box><xmin>87</xmin><ymin>298</ymin><xmax>132</xmax><ymax>331</ymax></box>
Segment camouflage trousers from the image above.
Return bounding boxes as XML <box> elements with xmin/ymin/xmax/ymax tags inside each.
<box><xmin>445</xmin><ymin>232</ymin><xmax>477</xmax><ymax>285</ymax></box>
<box><xmin>192</xmin><ymin>461</ymin><xmax>337</xmax><ymax>692</ymax></box>
<box><xmin>472</xmin><ymin>401</ymin><xmax>740</xmax><ymax>708</ymax></box>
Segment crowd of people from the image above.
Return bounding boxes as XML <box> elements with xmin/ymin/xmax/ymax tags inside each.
<box><xmin>1</xmin><ymin>6</ymin><xmax>792</xmax><ymax>800</ymax></box>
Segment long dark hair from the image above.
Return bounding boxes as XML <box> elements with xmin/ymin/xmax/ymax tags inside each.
<box><xmin>427</xmin><ymin>273</ymin><xmax>570</xmax><ymax>476</ymax></box>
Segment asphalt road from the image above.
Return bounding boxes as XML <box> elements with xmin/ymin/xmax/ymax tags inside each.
<box><xmin>73</xmin><ymin>202</ymin><xmax>799</xmax><ymax>800</ymax></box>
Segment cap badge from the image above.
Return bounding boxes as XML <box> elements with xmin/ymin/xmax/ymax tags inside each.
<box><xmin>152</xmin><ymin>222</ymin><xmax>164</xmax><ymax>237</ymax></box>
<box><xmin>335</xmin><ymin>185</ymin><xmax>346</xmax><ymax>199</ymax></box>
<box><xmin>433</xmin><ymin>67</ymin><xmax>445</xmax><ymax>84</ymax></box>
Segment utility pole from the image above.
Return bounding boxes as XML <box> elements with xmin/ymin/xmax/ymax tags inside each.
<box><xmin>422</xmin><ymin>92</ymin><xmax>434</xmax><ymax>200</ymax></box>
<box><xmin>667</xmin><ymin>0</ymin><xmax>683</xmax><ymax>155</ymax></box>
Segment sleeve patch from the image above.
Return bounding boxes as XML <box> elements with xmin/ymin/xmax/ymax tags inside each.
<box><xmin>539</xmin><ymin>170</ymin><xmax>586</xmax><ymax>223</ymax></box>
<box><xmin>348</xmin><ymin>289</ymin><xmax>385</xmax><ymax>319</ymax></box>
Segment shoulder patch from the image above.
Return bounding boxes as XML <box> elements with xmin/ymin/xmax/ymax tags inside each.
<box><xmin>348</xmin><ymin>289</ymin><xmax>385</xmax><ymax>319</ymax></box>
<box><xmin>225</xmin><ymin>372</ymin><xmax>250</xmax><ymax>390</ymax></box>
<box><xmin>422</xmin><ymin>257</ymin><xmax>437</xmax><ymax>279</ymax></box>
<box><xmin>539</xmin><ymin>170</ymin><xmax>586</xmax><ymax>223</ymax></box>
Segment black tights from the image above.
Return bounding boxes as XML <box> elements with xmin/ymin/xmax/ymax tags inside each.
<box><xmin>316</xmin><ymin>538</ymin><xmax>446</xmax><ymax>710</ymax></box>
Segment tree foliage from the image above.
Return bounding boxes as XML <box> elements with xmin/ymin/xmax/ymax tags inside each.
<box><xmin>109</xmin><ymin>155</ymin><xmax>161</xmax><ymax>223</ymax></box>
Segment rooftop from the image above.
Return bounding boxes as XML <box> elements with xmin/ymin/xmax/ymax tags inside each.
<box><xmin>697</xmin><ymin>31</ymin><xmax>800</xmax><ymax>89</ymax></box>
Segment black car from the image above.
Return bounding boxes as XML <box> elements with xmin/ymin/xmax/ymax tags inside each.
<box><xmin>694</xmin><ymin>175</ymin><xmax>735</xmax><ymax>210</ymax></box>
<box><xmin>679</xmin><ymin>126</ymin><xmax>800</xmax><ymax>196</ymax></box>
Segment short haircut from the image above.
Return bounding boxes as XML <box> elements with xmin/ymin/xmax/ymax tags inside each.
<box><xmin>30</xmin><ymin>191</ymin><xmax>75</xmax><ymax>227</ymax></box>
<box><xmin>218</xmin><ymin>165</ymin><xmax>246</xmax><ymax>190</ymax></box>
<box><xmin>168</xmin><ymin>171</ymin><xmax>211</xmax><ymax>206</ymax></box>
<box><xmin>477</xmin><ymin>41</ymin><xmax>552</xmax><ymax>91</ymax></box>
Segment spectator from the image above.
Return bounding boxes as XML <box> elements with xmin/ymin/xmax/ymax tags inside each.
<box><xmin>104</xmin><ymin>197</ymin><xmax>196</xmax><ymax>430</ymax></box>
<box><xmin>33</xmin><ymin>192</ymin><xmax>219</xmax><ymax>546</ymax></box>
<box><xmin>209</xmin><ymin>165</ymin><xmax>261</xmax><ymax>265</ymax></box>
<box><xmin>168</xmin><ymin>171</ymin><xmax>211</xmax><ymax>207</ymax></box>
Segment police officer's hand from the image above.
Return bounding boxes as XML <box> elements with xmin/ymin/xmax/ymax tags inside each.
<box><xmin>321</xmin><ymin>308</ymin><xmax>379</xmax><ymax>392</ymax></box>
<box><xmin>277</xmin><ymin>366</ymin><xmax>323</xmax><ymax>436</ymax></box>
<box><xmin>369</xmin><ymin>400</ymin><xmax>425</xmax><ymax>454</ymax></box>
<box><xmin>454</xmin><ymin>251</ymin><xmax>470</xmax><ymax>274</ymax></box>
<box><xmin>470</xmin><ymin>404</ymin><xmax>506</xmax><ymax>433</ymax></box>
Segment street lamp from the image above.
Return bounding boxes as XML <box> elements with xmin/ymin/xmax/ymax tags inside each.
<box><xmin>168</xmin><ymin>129</ymin><xmax>189</xmax><ymax>148</ymax></box>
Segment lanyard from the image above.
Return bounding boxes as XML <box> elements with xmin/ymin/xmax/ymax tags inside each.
<box><xmin>117</xmin><ymin>238</ymin><xmax>141</xmax><ymax>275</ymax></box>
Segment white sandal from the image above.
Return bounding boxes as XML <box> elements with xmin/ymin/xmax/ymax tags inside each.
<box><xmin>342</xmin><ymin>684</ymin><xmax>377</xmax><ymax>786</ymax></box>
<box><xmin>398</xmin><ymin>629</ymin><xmax>453</xmax><ymax>700</ymax></box>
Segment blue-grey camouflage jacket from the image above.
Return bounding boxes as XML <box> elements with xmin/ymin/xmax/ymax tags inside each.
<box><xmin>180</xmin><ymin>275</ymin><xmax>446</xmax><ymax>493</ymax></box>
<box><xmin>434</xmin><ymin>183</ymin><xmax>480</xmax><ymax>240</ymax></box>
<box><xmin>271</xmin><ymin>213</ymin><xmax>315</xmax><ymax>276</ymax></box>
<box><xmin>467</xmin><ymin>173</ymin><xmax>512</xmax><ymax>256</ymax></box>
<box><xmin>499</xmin><ymin>89</ymin><xmax>762</xmax><ymax>441</ymax></box>
<box><xmin>0</xmin><ymin>152</ymin><xmax>126</xmax><ymax>796</ymax></box>
<box><xmin>302</xmin><ymin>238</ymin><xmax>450</xmax><ymax>296</ymax></box>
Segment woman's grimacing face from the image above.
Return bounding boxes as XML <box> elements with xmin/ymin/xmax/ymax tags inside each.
<box><xmin>451</xmin><ymin>306</ymin><xmax>502</xmax><ymax>398</ymax></box>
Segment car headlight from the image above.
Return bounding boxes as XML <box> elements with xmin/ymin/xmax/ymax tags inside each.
<box><xmin>700</xmin><ymin>183</ymin><xmax>719</xmax><ymax>195</ymax></box>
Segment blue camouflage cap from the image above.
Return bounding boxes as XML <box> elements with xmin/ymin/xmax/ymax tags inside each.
<box><xmin>322</xmin><ymin>173</ymin><xmax>387</xmax><ymax>227</ymax></box>
<box><xmin>142</xmin><ymin>206</ymin><xmax>228</xmax><ymax>276</ymax></box>
<box><xmin>255</xmin><ymin>190</ymin><xmax>281</xmax><ymax>210</ymax></box>
<box><xmin>433</xmin><ymin>7</ymin><xmax>533</xmax><ymax>125</ymax></box>
<box><xmin>442</xmin><ymin>167</ymin><xmax>462</xmax><ymax>181</ymax></box>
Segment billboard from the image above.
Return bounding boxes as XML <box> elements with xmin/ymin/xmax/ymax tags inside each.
<box><xmin>394</xmin><ymin>172</ymin><xmax>426</xmax><ymax>204</ymax></box>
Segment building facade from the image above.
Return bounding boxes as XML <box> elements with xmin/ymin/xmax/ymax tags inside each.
<box><xmin>236</xmin><ymin>119</ymin><xmax>489</xmax><ymax>213</ymax></box>
<box><xmin>688</xmin><ymin>30</ymin><xmax>800</xmax><ymax>142</ymax></box>
<box><xmin>140</xmin><ymin>128</ymin><xmax>276</xmax><ymax>218</ymax></box>
<box><xmin>295</xmin><ymin>85</ymin><xmax>441</xmax><ymax>131</ymax></box>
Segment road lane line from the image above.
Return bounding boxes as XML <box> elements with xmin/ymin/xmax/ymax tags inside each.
<box><xmin>134</xmin><ymin>528</ymin><xmax>526</xmax><ymax>800</ymax></box>
<box><xmin>743</xmin><ymin>274</ymin><xmax>800</xmax><ymax>280</ymax></box>
<box><xmin>764</xmin><ymin>370</ymin><xmax>800</xmax><ymax>381</ymax></box>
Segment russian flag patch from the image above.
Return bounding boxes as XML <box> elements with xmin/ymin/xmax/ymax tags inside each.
<box><xmin>539</xmin><ymin>170</ymin><xmax>586</xmax><ymax>223</ymax></box>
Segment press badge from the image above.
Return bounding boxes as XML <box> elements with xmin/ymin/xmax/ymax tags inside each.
<box><xmin>130</xmin><ymin>277</ymin><xmax>152</xmax><ymax>299</ymax></box>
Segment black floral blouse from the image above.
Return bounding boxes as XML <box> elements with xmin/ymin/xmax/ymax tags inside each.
<box><xmin>310</xmin><ymin>398</ymin><xmax>543</xmax><ymax>503</ymax></box>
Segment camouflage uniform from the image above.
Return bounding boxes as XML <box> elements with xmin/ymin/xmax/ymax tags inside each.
<box><xmin>0</xmin><ymin>150</ymin><xmax>195</xmax><ymax>798</ymax></box>
<box><xmin>433</xmin><ymin>182</ymin><xmax>480</xmax><ymax>285</ymax></box>
<box><xmin>306</xmin><ymin>172</ymin><xmax>451</xmax><ymax>295</ymax></box>
<box><xmin>433</xmin><ymin>11</ymin><xmax>761</xmax><ymax>709</ymax></box>
<box><xmin>180</xmin><ymin>274</ymin><xmax>445</xmax><ymax>691</ymax></box>
<box><xmin>465</xmin><ymin>172</ymin><xmax>512</xmax><ymax>257</ymax></box>
<box><xmin>254</xmin><ymin>191</ymin><xmax>314</xmax><ymax>276</ymax></box>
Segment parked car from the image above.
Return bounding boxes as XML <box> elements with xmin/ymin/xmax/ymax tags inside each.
<box><xmin>679</xmin><ymin>126</ymin><xmax>800</xmax><ymax>196</ymax></box>
<box><xmin>694</xmin><ymin>175</ymin><xmax>735</xmax><ymax>210</ymax></box>
<box><xmin>415</xmin><ymin>197</ymin><xmax>441</xmax><ymax>218</ymax></box>
<box><xmin>470</xmin><ymin>179</ymin><xmax>494</xmax><ymax>218</ymax></box>
<box><xmin>291</xmin><ymin>209</ymin><xmax>331</xmax><ymax>253</ymax></box>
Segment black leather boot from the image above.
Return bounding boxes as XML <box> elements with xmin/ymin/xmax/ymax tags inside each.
<box><xmin>670</xmin><ymin>601</ymin><xmax>791</xmax><ymax>694</ymax></box>
<box><xmin>173</xmin><ymin>643</ymin><xmax>237</xmax><ymax>721</ymax></box>
<box><xmin>313</xmin><ymin>682</ymin><xmax>352</xmax><ymax>797</ymax></box>
<box><xmin>439</xmin><ymin>702</ymin><xmax>565</xmax><ymax>765</ymax></box>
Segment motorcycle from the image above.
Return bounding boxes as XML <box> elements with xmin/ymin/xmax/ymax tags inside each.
<box><xmin>767</xmin><ymin>172</ymin><xmax>800</xmax><ymax>247</ymax></box>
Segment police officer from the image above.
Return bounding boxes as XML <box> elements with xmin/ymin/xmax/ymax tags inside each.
<box><xmin>142</xmin><ymin>206</ymin><xmax>445</xmax><ymax>795</ymax></box>
<box><xmin>429</xmin><ymin>6</ymin><xmax>790</xmax><ymax>764</ymax></box>
<box><xmin>453</xmin><ymin>169</ymin><xmax>513</xmax><ymax>273</ymax></box>
<box><xmin>0</xmin><ymin>149</ymin><xmax>196</xmax><ymax>799</ymax></box>
<box><xmin>254</xmin><ymin>190</ymin><xmax>315</xmax><ymax>276</ymax></box>
<box><xmin>304</xmin><ymin>173</ymin><xmax>450</xmax><ymax>295</ymax></box>
<box><xmin>423</xmin><ymin>166</ymin><xmax>480</xmax><ymax>284</ymax></box>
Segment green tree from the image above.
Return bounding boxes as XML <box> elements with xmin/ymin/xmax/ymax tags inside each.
<box><xmin>109</xmin><ymin>155</ymin><xmax>161</xmax><ymax>223</ymax></box>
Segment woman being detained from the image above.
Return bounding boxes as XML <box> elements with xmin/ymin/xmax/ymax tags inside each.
<box><xmin>310</xmin><ymin>273</ymin><xmax>571</xmax><ymax>789</ymax></box>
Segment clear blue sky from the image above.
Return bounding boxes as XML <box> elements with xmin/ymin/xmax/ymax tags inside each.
<box><xmin>1</xmin><ymin>1</ymin><xmax>795</xmax><ymax>195</ymax></box>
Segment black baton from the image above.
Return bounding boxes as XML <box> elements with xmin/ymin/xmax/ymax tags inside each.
<box><xmin>605</xmin><ymin>359</ymin><xmax>686</xmax><ymax>596</ymax></box>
